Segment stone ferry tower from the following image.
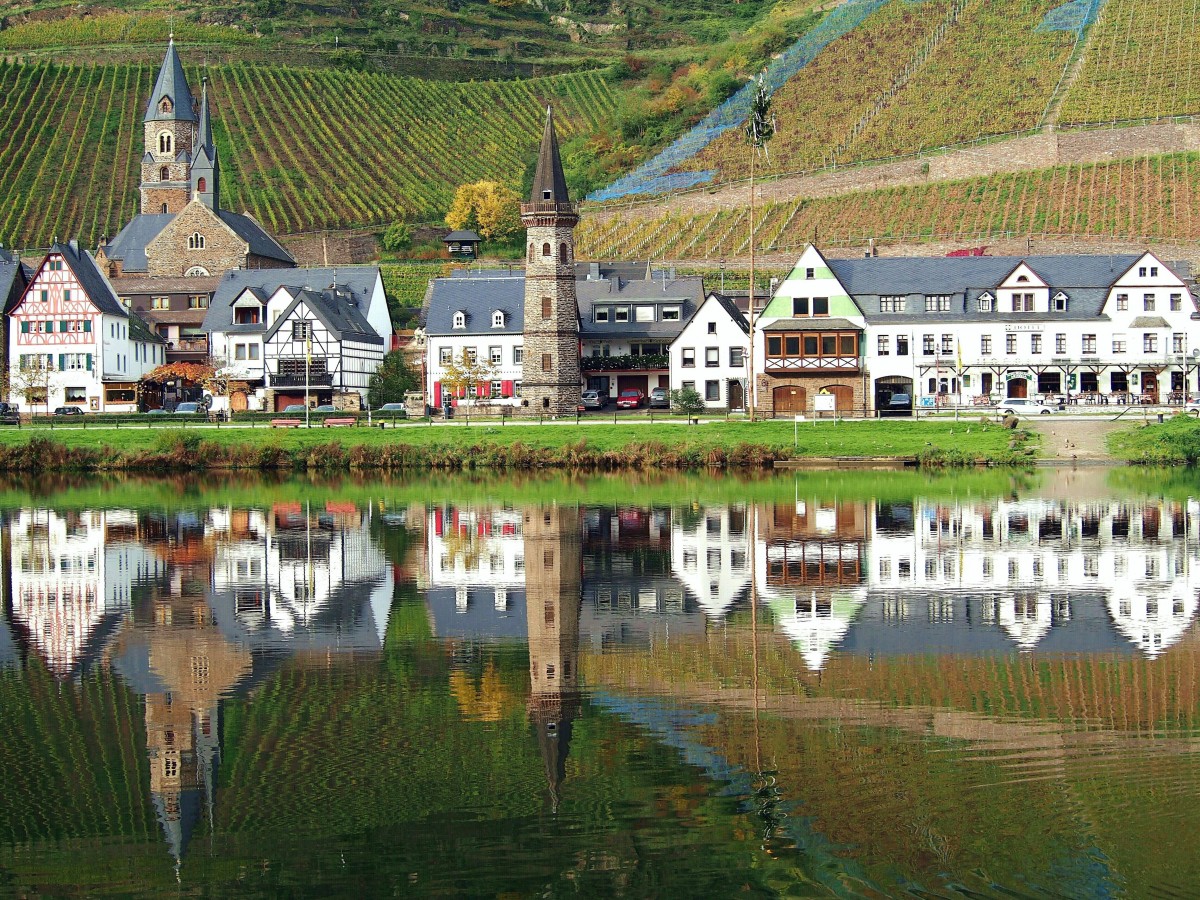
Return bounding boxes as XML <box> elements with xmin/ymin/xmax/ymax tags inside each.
<box><xmin>520</xmin><ymin>107</ymin><xmax>581</xmax><ymax>415</ymax></box>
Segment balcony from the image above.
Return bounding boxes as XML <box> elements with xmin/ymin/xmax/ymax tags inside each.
<box><xmin>270</xmin><ymin>372</ymin><xmax>333</xmax><ymax>387</ymax></box>
<box><xmin>582</xmin><ymin>353</ymin><xmax>669</xmax><ymax>372</ymax></box>
<box><xmin>170</xmin><ymin>337</ymin><xmax>209</xmax><ymax>356</ymax></box>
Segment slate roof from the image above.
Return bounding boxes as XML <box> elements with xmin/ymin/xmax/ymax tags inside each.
<box><xmin>579</xmin><ymin>276</ymin><xmax>705</xmax><ymax>341</ymax></box>
<box><xmin>103</xmin><ymin>209</ymin><xmax>294</xmax><ymax>272</ymax></box>
<box><xmin>529</xmin><ymin>106</ymin><xmax>570</xmax><ymax>204</ymax></box>
<box><xmin>128</xmin><ymin>312</ymin><xmax>166</xmax><ymax>344</ymax></box>
<box><xmin>264</xmin><ymin>288</ymin><xmax>384</xmax><ymax>345</ymax></box>
<box><xmin>425</xmin><ymin>276</ymin><xmax>525</xmax><ymax>335</ymax></box>
<box><xmin>766</xmin><ymin>317</ymin><xmax>861</xmax><ymax>332</ymax></box>
<box><xmin>204</xmin><ymin>267</ymin><xmax>382</xmax><ymax>334</ymax></box>
<box><xmin>0</xmin><ymin>247</ymin><xmax>29</xmax><ymax>315</ymax></box>
<box><xmin>145</xmin><ymin>40</ymin><xmax>196</xmax><ymax>123</ymax></box>
<box><xmin>824</xmin><ymin>254</ymin><xmax>1193</xmax><ymax>323</ymax></box>
<box><xmin>443</xmin><ymin>230</ymin><xmax>481</xmax><ymax>243</ymax></box>
<box><xmin>110</xmin><ymin>274</ymin><xmax>222</xmax><ymax>295</ymax></box>
<box><xmin>54</xmin><ymin>241</ymin><xmax>127</xmax><ymax>317</ymax></box>
<box><xmin>1130</xmin><ymin>315</ymin><xmax>1171</xmax><ymax>328</ymax></box>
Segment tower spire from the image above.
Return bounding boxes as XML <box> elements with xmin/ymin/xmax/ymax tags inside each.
<box><xmin>529</xmin><ymin>106</ymin><xmax>570</xmax><ymax>205</ymax></box>
<box><xmin>198</xmin><ymin>76</ymin><xmax>214</xmax><ymax>156</ymax></box>
<box><xmin>145</xmin><ymin>37</ymin><xmax>196</xmax><ymax>124</ymax></box>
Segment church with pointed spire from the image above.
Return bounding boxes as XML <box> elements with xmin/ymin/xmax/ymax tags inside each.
<box><xmin>98</xmin><ymin>38</ymin><xmax>293</xmax><ymax>280</ymax></box>
<box><xmin>520</xmin><ymin>107</ymin><xmax>582</xmax><ymax>416</ymax></box>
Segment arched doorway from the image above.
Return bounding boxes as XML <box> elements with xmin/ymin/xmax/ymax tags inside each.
<box><xmin>230</xmin><ymin>390</ymin><xmax>249</xmax><ymax>412</ymax></box>
<box><xmin>821</xmin><ymin>384</ymin><xmax>854</xmax><ymax>412</ymax></box>
<box><xmin>874</xmin><ymin>377</ymin><xmax>912</xmax><ymax>415</ymax></box>
<box><xmin>773</xmin><ymin>385</ymin><xmax>806</xmax><ymax>416</ymax></box>
<box><xmin>1006</xmin><ymin>376</ymin><xmax>1028</xmax><ymax>399</ymax></box>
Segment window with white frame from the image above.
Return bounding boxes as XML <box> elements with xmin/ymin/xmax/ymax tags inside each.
<box><xmin>1030</xmin><ymin>334</ymin><xmax>1042</xmax><ymax>354</ymax></box>
<box><xmin>922</xmin><ymin>334</ymin><xmax>935</xmax><ymax>355</ymax></box>
<box><xmin>439</xmin><ymin>347</ymin><xmax>452</xmax><ymax>364</ymax></box>
<box><xmin>614</xmin><ymin>307</ymin><xmax>630</xmax><ymax>323</ymax></box>
<box><xmin>1012</xmin><ymin>293</ymin><xmax>1034</xmax><ymax>312</ymax></box>
<box><xmin>662</xmin><ymin>306</ymin><xmax>680</xmax><ymax>321</ymax></box>
<box><xmin>1171</xmin><ymin>293</ymin><xmax>1183</xmax><ymax>311</ymax></box>
<box><xmin>1144</xmin><ymin>333</ymin><xmax>1158</xmax><ymax>353</ymax></box>
<box><xmin>594</xmin><ymin>308</ymin><xmax>609</xmax><ymax>323</ymax></box>
<box><xmin>1173</xmin><ymin>333</ymin><xmax>1185</xmax><ymax>354</ymax></box>
<box><xmin>1055</xmin><ymin>333</ymin><xmax>1066</xmax><ymax>354</ymax></box>
<box><xmin>1052</xmin><ymin>293</ymin><xmax>1068</xmax><ymax>311</ymax></box>
<box><xmin>1082</xmin><ymin>334</ymin><xmax>1097</xmax><ymax>354</ymax></box>
<box><xmin>940</xmin><ymin>334</ymin><xmax>953</xmax><ymax>355</ymax></box>
<box><xmin>1144</xmin><ymin>293</ymin><xmax>1156</xmax><ymax>311</ymax></box>
<box><xmin>465</xmin><ymin>348</ymin><xmax>477</xmax><ymax>364</ymax></box>
<box><xmin>981</xmin><ymin>335</ymin><xmax>992</xmax><ymax>355</ymax></box>
<box><xmin>635</xmin><ymin>306</ymin><xmax>655</xmax><ymax>323</ymax></box>
<box><xmin>1112</xmin><ymin>334</ymin><xmax>1127</xmax><ymax>354</ymax></box>
<box><xmin>492</xmin><ymin>310</ymin><xmax>505</xmax><ymax>328</ymax></box>
<box><xmin>1116</xmin><ymin>293</ymin><xmax>1128</xmax><ymax>311</ymax></box>
<box><xmin>879</xmin><ymin>296</ymin><xmax>906</xmax><ymax>313</ymax></box>
<box><xmin>925</xmin><ymin>295</ymin><xmax>951</xmax><ymax>312</ymax></box>
<box><xmin>235</xmin><ymin>344</ymin><xmax>248</xmax><ymax>360</ymax></box>
<box><xmin>63</xmin><ymin>353</ymin><xmax>88</xmax><ymax>371</ymax></box>
<box><xmin>489</xmin><ymin>346</ymin><xmax>502</xmax><ymax>364</ymax></box>
<box><xmin>513</xmin><ymin>346</ymin><xmax>523</xmax><ymax>365</ymax></box>
<box><xmin>1006</xmin><ymin>334</ymin><xmax>1017</xmax><ymax>354</ymax></box>
<box><xmin>977</xmin><ymin>293</ymin><xmax>993</xmax><ymax>312</ymax></box>
<box><xmin>452</xmin><ymin>311</ymin><xmax>465</xmax><ymax>329</ymax></box>
<box><xmin>877</xmin><ymin>335</ymin><xmax>890</xmax><ymax>356</ymax></box>
<box><xmin>896</xmin><ymin>335</ymin><xmax>909</xmax><ymax>356</ymax></box>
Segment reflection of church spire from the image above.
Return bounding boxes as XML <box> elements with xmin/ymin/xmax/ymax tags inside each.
<box><xmin>523</xmin><ymin>504</ymin><xmax>582</xmax><ymax>813</ymax></box>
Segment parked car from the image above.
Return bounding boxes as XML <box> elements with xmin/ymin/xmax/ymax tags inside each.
<box><xmin>281</xmin><ymin>404</ymin><xmax>309</xmax><ymax>414</ymax></box>
<box><xmin>313</xmin><ymin>404</ymin><xmax>337</xmax><ymax>412</ymax></box>
<box><xmin>581</xmin><ymin>390</ymin><xmax>608</xmax><ymax>409</ymax></box>
<box><xmin>616</xmin><ymin>389</ymin><xmax>644</xmax><ymax>409</ymax></box>
<box><xmin>53</xmin><ymin>406</ymin><xmax>85</xmax><ymax>416</ymax></box>
<box><xmin>173</xmin><ymin>402</ymin><xmax>204</xmax><ymax>415</ymax></box>
<box><xmin>144</xmin><ymin>408</ymin><xmax>169</xmax><ymax>415</ymax></box>
<box><xmin>997</xmin><ymin>398</ymin><xmax>1056</xmax><ymax>416</ymax></box>
<box><xmin>1185</xmin><ymin>397</ymin><xmax>1200</xmax><ymax>416</ymax></box>
<box><xmin>882</xmin><ymin>392</ymin><xmax>912</xmax><ymax>416</ymax></box>
<box><xmin>648</xmin><ymin>387</ymin><xmax>670</xmax><ymax>409</ymax></box>
<box><xmin>378</xmin><ymin>403</ymin><xmax>407</xmax><ymax>417</ymax></box>
<box><xmin>0</xmin><ymin>402</ymin><xmax>18</xmax><ymax>425</ymax></box>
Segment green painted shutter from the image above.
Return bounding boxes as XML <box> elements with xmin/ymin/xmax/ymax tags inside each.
<box><xmin>59</xmin><ymin>320</ymin><xmax>67</xmax><ymax>332</ymax></box>
<box><xmin>86</xmin><ymin>353</ymin><xmax>93</xmax><ymax>371</ymax></box>
<box><xmin>57</xmin><ymin>354</ymin><xmax>64</xmax><ymax>371</ymax></box>
<box><xmin>83</xmin><ymin>320</ymin><xmax>91</xmax><ymax>333</ymax></box>
<box><xmin>19</xmin><ymin>321</ymin><xmax>27</xmax><ymax>334</ymax></box>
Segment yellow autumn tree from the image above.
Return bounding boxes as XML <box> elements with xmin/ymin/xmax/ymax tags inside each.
<box><xmin>445</xmin><ymin>180</ymin><xmax>522</xmax><ymax>242</ymax></box>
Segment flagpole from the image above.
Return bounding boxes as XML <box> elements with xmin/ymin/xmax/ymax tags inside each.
<box><xmin>305</xmin><ymin>333</ymin><xmax>311</xmax><ymax>429</ymax></box>
<box><xmin>748</xmin><ymin>146</ymin><xmax>756</xmax><ymax>423</ymax></box>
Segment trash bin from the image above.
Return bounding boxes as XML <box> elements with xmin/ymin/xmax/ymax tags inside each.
<box><xmin>1157</xmin><ymin>412</ymin><xmax>1164</xmax><ymax>423</ymax></box>
<box><xmin>443</xmin><ymin>404</ymin><xmax>453</xmax><ymax>420</ymax></box>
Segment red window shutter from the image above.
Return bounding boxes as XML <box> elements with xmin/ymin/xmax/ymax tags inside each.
<box><xmin>501</xmin><ymin>380</ymin><xmax>513</xmax><ymax>397</ymax></box>
<box><xmin>433</xmin><ymin>381</ymin><xmax>442</xmax><ymax>406</ymax></box>
<box><xmin>478</xmin><ymin>381</ymin><xmax>490</xmax><ymax>398</ymax></box>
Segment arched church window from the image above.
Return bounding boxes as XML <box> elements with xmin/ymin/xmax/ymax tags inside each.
<box><xmin>542</xmin><ymin>242</ymin><xmax>551</xmax><ymax>257</ymax></box>
<box><xmin>160</xmin><ymin>166</ymin><xmax>170</xmax><ymax>182</ymax></box>
<box><xmin>185</xmin><ymin>266</ymin><xmax>210</xmax><ymax>277</ymax></box>
<box><xmin>161</xmin><ymin>203</ymin><xmax>168</xmax><ymax>214</ymax></box>
<box><xmin>541</xmin><ymin>297</ymin><xmax>552</xmax><ymax>319</ymax></box>
<box><xmin>158</xmin><ymin>132</ymin><xmax>173</xmax><ymax>155</ymax></box>
<box><xmin>197</xmin><ymin>177</ymin><xmax>207</xmax><ymax>194</ymax></box>
<box><xmin>188</xmin><ymin>232</ymin><xmax>205</xmax><ymax>250</ymax></box>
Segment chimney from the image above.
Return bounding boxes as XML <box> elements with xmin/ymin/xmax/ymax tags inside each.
<box><xmin>588</xmin><ymin>262</ymin><xmax>600</xmax><ymax>281</ymax></box>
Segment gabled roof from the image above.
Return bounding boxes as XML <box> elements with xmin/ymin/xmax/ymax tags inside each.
<box><xmin>578</xmin><ymin>276</ymin><xmax>704</xmax><ymax>341</ymax></box>
<box><xmin>205</xmin><ymin>267</ymin><xmax>382</xmax><ymax>334</ymax></box>
<box><xmin>425</xmin><ymin>276</ymin><xmax>525</xmax><ymax>335</ymax></box>
<box><xmin>529</xmin><ymin>106</ymin><xmax>570</xmax><ymax>204</ymax></box>
<box><xmin>263</xmin><ymin>288</ymin><xmax>384</xmax><ymax>345</ymax></box>
<box><xmin>443</xmin><ymin>230</ymin><xmax>481</xmax><ymax>243</ymax></box>
<box><xmin>44</xmin><ymin>241</ymin><xmax>127</xmax><ymax>318</ymax></box>
<box><xmin>144</xmin><ymin>39</ymin><xmax>196</xmax><ymax>124</ymax></box>
<box><xmin>0</xmin><ymin>247</ymin><xmax>30</xmax><ymax>315</ymax></box>
<box><xmin>103</xmin><ymin>214</ymin><xmax>175</xmax><ymax>271</ymax></box>
<box><xmin>692</xmin><ymin>292</ymin><xmax>750</xmax><ymax>335</ymax></box>
<box><xmin>216</xmin><ymin>210</ymin><xmax>294</xmax><ymax>264</ymax></box>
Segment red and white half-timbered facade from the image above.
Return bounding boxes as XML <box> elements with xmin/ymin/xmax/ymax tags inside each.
<box><xmin>8</xmin><ymin>241</ymin><xmax>164</xmax><ymax>412</ymax></box>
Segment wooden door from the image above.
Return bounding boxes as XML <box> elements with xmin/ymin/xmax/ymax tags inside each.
<box><xmin>773</xmin><ymin>385</ymin><xmax>806</xmax><ymax>416</ymax></box>
<box><xmin>823</xmin><ymin>384</ymin><xmax>854</xmax><ymax>411</ymax></box>
<box><xmin>728</xmin><ymin>380</ymin><xmax>744</xmax><ymax>410</ymax></box>
<box><xmin>231</xmin><ymin>390</ymin><xmax>249</xmax><ymax>412</ymax></box>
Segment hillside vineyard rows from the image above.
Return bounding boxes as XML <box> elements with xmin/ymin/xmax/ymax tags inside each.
<box><xmin>577</xmin><ymin>152</ymin><xmax>1200</xmax><ymax>259</ymax></box>
<box><xmin>0</xmin><ymin>61</ymin><xmax>616</xmax><ymax>249</ymax></box>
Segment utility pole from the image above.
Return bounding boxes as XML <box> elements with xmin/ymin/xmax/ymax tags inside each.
<box><xmin>745</xmin><ymin>74</ymin><xmax>775</xmax><ymax>423</ymax></box>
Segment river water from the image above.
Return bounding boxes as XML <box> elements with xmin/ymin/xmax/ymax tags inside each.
<box><xmin>0</xmin><ymin>467</ymin><xmax>1198</xmax><ymax>896</ymax></box>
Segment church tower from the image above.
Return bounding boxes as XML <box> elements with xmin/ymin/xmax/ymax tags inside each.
<box><xmin>190</xmin><ymin>77</ymin><xmax>220</xmax><ymax>212</ymax></box>
<box><xmin>520</xmin><ymin>107</ymin><xmax>581</xmax><ymax>416</ymax></box>
<box><xmin>141</xmin><ymin>38</ymin><xmax>197</xmax><ymax>216</ymax></box>
<box><xmin>523</xmin><ymin>503</ymin><xmax>582</xmax><ymax>813</ymax></box>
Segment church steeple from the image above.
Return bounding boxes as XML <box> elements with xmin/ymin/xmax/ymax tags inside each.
<box><xmin>191</xmin><ymin>76</ymin><xmax>220</xmax><ymax>211</ymax></box>
<box><xmin>520</xmin><ymin>106</ymin><xmax>581</xmax><ymax>417</ymax></box>
<box><xmin>140</xmin><ymin>37</ymin><xmax>198</xmax><ymax>215</ymax></box>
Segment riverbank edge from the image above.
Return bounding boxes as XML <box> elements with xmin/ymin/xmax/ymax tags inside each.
<box><xmin>0</xmin><ymin>428</ymin><xmax>1036</xmax><ymax>472</ymax></box>
<box><xmin>1107</xmin><ymin>415</ymin><xmax>1200</xmax><ymax>465</ymax></box>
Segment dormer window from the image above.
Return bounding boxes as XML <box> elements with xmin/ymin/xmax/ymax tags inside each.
<box><xmin>453</xmin><ymin>311</ymin><xmax>466</xmax><ymax>329</ymax></box>
<box><xmin>1052</xmin><ymin>292</ymin><xmax>1068</xmax><ymax>312</ymax></box>
<box><xmin>594</xmin><ymin>308</ymin><xmax>609</xmax><ymax>323</ymax></box>
<box><xmin>978</xmin><ymin>292</ymin><xmax>994</xmax><ymax>312</ymax></box>
<box><xmin>542</xmin><ymin>190</ymin><xmax>552</xmax><ymax>200</ymax></box>
<box><xmin>1016</xmin><ymin>275</ymin><xmax>1029</xmax><ymax>284</ymax></box>
<box><xmin>159</xmin><ymin>98</ymin><xmax>173</xmax><ymax>114</ymax></box>
<box><xmin>491</xmin><ymin>310</ymin><xmax>505</xmax><ymax>328</ymax></box>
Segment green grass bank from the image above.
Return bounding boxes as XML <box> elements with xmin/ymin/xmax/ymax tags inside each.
<box><xmin>1109</xmin><ymin>415</ymin><xmax>1200</xmax><ymax>465</ymax></box>
<box><xmin>0</xmin><ymin>419</ymin><xmax>1032</xmax><ymax>472</ymax></box>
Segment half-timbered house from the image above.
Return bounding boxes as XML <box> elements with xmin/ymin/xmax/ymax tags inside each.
<box><xmin>7</xmin><ymin>241</ymin><xmax>165</xmax><ymax>412</ymax></box>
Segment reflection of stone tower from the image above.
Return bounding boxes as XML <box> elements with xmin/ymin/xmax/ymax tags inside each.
<box><xmin>136</xmin><ymin>597</ymin><xmax>250</xmax><ymax>873</ymax></box>
<box><xmin>523</xmin><ymin>504</ymin><xmax>582</xmax><ymax>812</ymax></box>
<box><xmin>520</xmin><ymin>107</ymin><xmax>581</xmax><ymax>416</ymax></box>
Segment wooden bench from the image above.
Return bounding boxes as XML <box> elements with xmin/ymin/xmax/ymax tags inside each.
<box><xmin>270</xmin><ymin>418</ymin><xmax>303</xmax><ymax>428</ymax></box>
<box><xmin>322</xmin><ymin>417</ymin><xmax>357</xmax><ymax>427</ymax></box>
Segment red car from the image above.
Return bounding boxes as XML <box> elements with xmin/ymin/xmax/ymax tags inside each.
<box><xmin>616</xmin><ymin>389</ymin><xmax>644</xmax><ymax>409</ymax></box>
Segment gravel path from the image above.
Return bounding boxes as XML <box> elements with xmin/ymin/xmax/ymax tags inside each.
<box><xmin>1025</xmin><ymin>416</ymin><xmax>1135</xmax><ymax>463</ymax></box>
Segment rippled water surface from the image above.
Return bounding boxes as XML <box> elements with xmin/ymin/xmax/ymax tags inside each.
<box><xmin>1</xmin><ymin>467</ymin><xmax>1199</xmax><ymax>896</ymax></box>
